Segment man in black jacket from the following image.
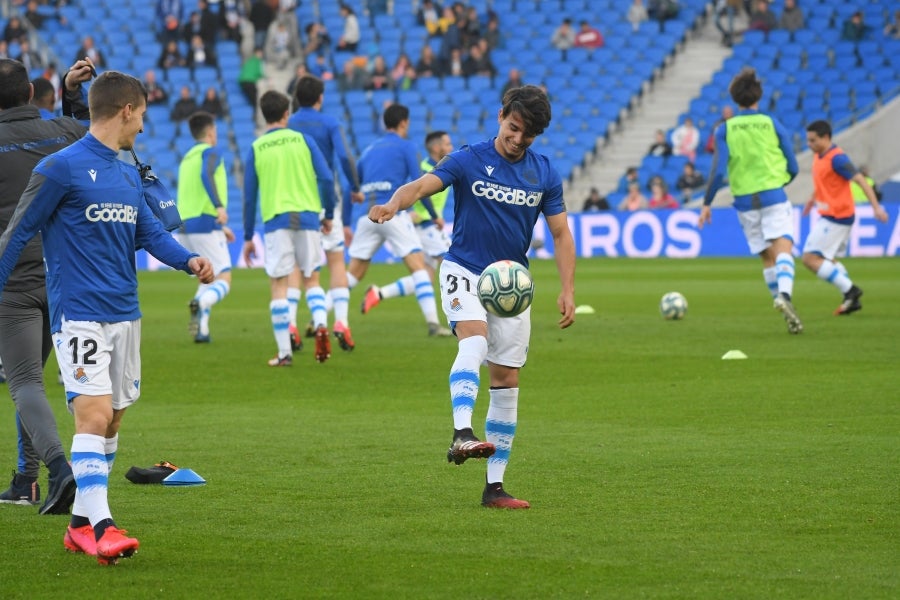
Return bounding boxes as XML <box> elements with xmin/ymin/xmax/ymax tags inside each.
<box><xmin>0</xmin><ymin>57</ymin><xmax>93</xmax><ymax>515</ymax></box>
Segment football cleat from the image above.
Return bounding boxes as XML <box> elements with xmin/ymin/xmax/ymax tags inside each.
<box><xmin>428</xmin><ymin>322</ymin><xmax>452</xmax><ymax>337</ymax></box>
<box><xmin>773</xmin><ymin>293</ymin><xmax>803</xmax><ymax>334</ymax></box>
<box><xmin>314</xmin><ymin>326</ymin><xmax>331</xmax><ymax>363</ymax></box>
<box><xmin>361</xmin><ymin>286</ymin><xmax>381</xmax><ymax>314</ymax></box>
<box><xmin>267</xmin><ymin>354</ymin><xmax>293</xmax><ymax>367</ymax></box>
<box><xmin>188</xmin><ymin>299</ymin><xmax>200</xmax><ymax>337</ymax></box>
<box><xmin>482</xmin><ymin>483</ymin><xmax>530</xmax><ymax>509</ymax></box>
<box><xmin>0</xmin><ymin>471</ymin><xmax>40</xmax><ymax>506</ymax></box>
<box><xmin>333</xmin><ymin>322</ymin><xmax>355</xmax><ymax>351</ymax></box>
<box><xmin>95</xmin><ymin>527</ymin><xmax>139</xmax><ymax>566</ymax></box>
<box><xmin>39</xmin><ymin>467</ymin><xmax>76</xmax><ymax>515</ymax></box>
<box><xmin>64</xmin><ymin>524</ymin><xmax>98</xmax><ymax>556</ymax></box>
<box><xmin>194</xmin><ymin>333</ymin><xmax>211</xmax><ymax>344</ymax></box>
<box><xmin>834</xmin><ymin>285</ymin><xmax>863</xmax><ymax>316</ymax></box>
<box><xmin>289</xmin><ymin>324</ymin><xmax>303</xmax><ymax>351</ymax></box>
<box><xmin>447</xmin><ymin>434</ymin><xmax>495</xmax><ymax>465</ymax></box>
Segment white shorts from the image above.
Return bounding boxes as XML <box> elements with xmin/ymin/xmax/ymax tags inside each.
<box><xmin>177</xmin><ymin>230</ymin><xmax>232</xmax><ymax>276</ymax></box>
<box><xmin>737</xmin><ymin>201</ymin><xmax>795</xmax><ymax>255</ymax></box>
<box><xmin>321</xmin><ymin>210</ymin><xmax>345</xmax><ymax>254</ymax></box>
<box><xmin>439</xmin><ymin>260</ymin><xmax>531</xmax><ymax>368</ymax></box>
<box><xmin>264</xmin><ymin>229</ymin><xmax>324</xmax><ymax>278</ymax></box>
<box><xmin>349</xmin><ymin>211</ymin><xmax>421</xmax><ymax>261</ymax></box>
<box><xmin>53</xmin><ymin>318</ymin><xmax>142</xmax><ymax>412</ymax></box>
<box><xmin>417</xmin><ymin>223</ymin><xmax>451</xmax><ymax>259</ymax></box>
<box><xmin>803</xmin><ymin>217</ymin><xmax>851</xmax><ymax>260</ymax></box>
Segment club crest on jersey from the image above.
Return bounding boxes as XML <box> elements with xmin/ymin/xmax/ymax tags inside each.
<box><xmin>485</xmin><ymin>165</ymin><xmax>494</xmax><ymax>176</ymax></box>
<box><xmin>451</xmin><ymin>297</ymin><xmax>462</xmax><ymax>312</ymax></box>
<box><xmin>73</xmin><ymin>367</ymin><xmax>89</xmax><ymax>383</ymax></box>
<box><xmin>471</xmin><ymin>180</ymin><xmax>542</xmax><ymax>207</ymax></box>
<box><xmin>88</xmin><ymin>169</ymin><xmax>97</xmax><ymax>182</ymax></box>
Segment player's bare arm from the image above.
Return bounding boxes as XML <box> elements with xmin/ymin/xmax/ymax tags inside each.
<box><xmin>546</xmin><ymin>212</ymin><xmax>576</xmax><ymax>329</ymax></box>
<box><xmin>369</xmin><ymin>173</ymin><xmax>444</xmax><ymax>224</ymax></box>
<box><xmin>697</xmin><ymin>205</ymin><xmax>712</xmax><ymax>229</ymax></box>
<box><xmin>242</xmin><ymin>240</ymin><xmax>256</xmax><ymax>265</ymax></box>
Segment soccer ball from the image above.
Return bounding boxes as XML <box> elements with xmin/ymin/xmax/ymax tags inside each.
<box><xmin>660</xmin><ymin>291</ymin><xmax>688</xmax><ymax>320</ymax></box>
<box><xmin>477</xmin><ymin>260</ymin><xmax>534</xmax><ymax>317</ymax></box>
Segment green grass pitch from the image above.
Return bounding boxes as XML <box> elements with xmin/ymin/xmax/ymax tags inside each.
<box><xmin>0</xmin><ymin>258</ymin><xmax>897</xmax><ymax>599</ymax></box>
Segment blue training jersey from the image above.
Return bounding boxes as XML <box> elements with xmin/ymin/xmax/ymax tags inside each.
<box><xmin>431</xmin><ymin>138</ymin><xmax>565</xmax><ymax>274</ymax></box>
<box><xmin>351</xmin><ymin>132</ymin><xmax>420</xmax><ymax>226</ymax></box>
<box><xmin>287</xmin><ymin>107</ymin><xmax>359</xmax><ymax>192</ymax></box>
<box><xmin>0</xmin><ymin>134</ymin><xmax>197</xmax><ymax>331</ymax></box>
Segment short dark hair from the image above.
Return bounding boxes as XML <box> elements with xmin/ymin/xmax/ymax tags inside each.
<box><xmin>729</xmin><ymin>68</ymin><xmax>763</xmax><ymax>108</ymax></box>
<box><xmin>188</xmin><ymin>111</ymin><xmax>216</xmax><ymax>140</ymax></box>
<box><xmin>294</xmin><ymin>75</ymin><xmax>324</xmax><ymax>108</ymax></box>
<box><xmin>383</xmin><ymin>103</ymin><xmax>409</xmax><ymax>130</ymax></box>
<box><xmin>88</xmin><ymin>71</ymin><xmax>147</xmax><ymax>121</ymax></box>
<box><xmin>260</xmin><ymin>90</ymin><xmax>290</xmax><ymax>124</ymax></box>
<box><xmin>0</xmin><ymin>58</ymin><xmax>32</xmax><ymax>109</ymax></box>
<box><xmin>425</xmin><ymin>130</ymin><xmax>447</xmax><ymax>148</ymax></box>
<box><xmin>30</xmin><ymin>77</ymin><xmax>55</xmax><ymax>110</ymax></box>
<box><xmin>500</xmin><ymin>84</ymin><xmax>551</xmax><ymax>137</ymax></box>
<box><xmin>806</xmin><ymin>119</ymin><xmax>832</xmax><ymax>139</ymax></box>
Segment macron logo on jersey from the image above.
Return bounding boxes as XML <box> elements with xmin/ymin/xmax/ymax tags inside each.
<box><xmin>88</xmin><ymin>169</ymin><xmax>97</xmax><ymax>182</ymax></box>
<box><xmin>485</xmin><ymin>165</ymin><xmax>494</xmax><ymax>176</ymax></box>
<box><xmin>471</xmin><ymin>180</ymin><xmax>543</xmax><ymax>207</ymax></box>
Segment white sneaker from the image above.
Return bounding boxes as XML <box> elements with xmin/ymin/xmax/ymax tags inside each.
<box><xmin>773</xmin><ymin>294</ymin><xmax>803</xmax><ymax>334</ymax></box>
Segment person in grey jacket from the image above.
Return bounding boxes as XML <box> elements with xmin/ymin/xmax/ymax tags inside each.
<box><xmin>0</xmin><ymin>57</ymin><xmax>93</xmax><ymax>515</ymax></box>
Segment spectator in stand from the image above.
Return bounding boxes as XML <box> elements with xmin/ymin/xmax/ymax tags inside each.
<box><xmin>307</xmin><ymin>53</ymin><xmax>334</xmax><ymax>81</ymax></box>
<box><xmin>648</xmin><ymin>181</ymin><xmax>679</xmax><ymax>209</ymax></box>
<box><xmin>778</xmin><ymin>0</ymin><xmax>804</xmax><ymax>33</ymax></box>
<box><xmin>265</xmin><ymin>19</ymin><xmax>293</xmax><ymax>69</ymax></box>
<box><xmin>438</xmin><ymin>7</ymin><xmax>464</xmax><ymax>63</ymax></box>
<box><xmin>364</xmin><ymin>55</ymin><xmax>392</xmax><ymax>91</ymax></box>
<box><xmin>676</xmin><ymin>162</ymin><xmax>706</xmax><ymax>203</ymax></box>
<box><xmin>182</xmin><ymin>11</ymin><xmax>204</xmax><ymax>46</ymax></box>
<box><xmin>418</xmin><ymin>0</ymin><xmax>442</xmax><ymax>34</ymax></box>
<box><xmin>219</xmin><ymin>0</ymin><xmax>246</xmax><ymax>43</ymax></box>
<box><xmin>705</xmin><ymin>104</ymin><xmax>733</xmax><ymax>152</ymax></box>
<box><xmin>551</xmin><ymin>18</ymin><xmax>576</xmax><ymax>58</ymax></box>
<box><xmin>429</xmin><ymin>6</ymin><xmax>456</xmax><ymax>38</ymax></box>
<box><xmin>341</xmin><ymin>55</ymin><xmax>369</xmax><ymax>90</ymax></box>
<box><xmin>156</xmin><ymin>0</ymin><xmax>185</xmax><ymax>44</ymax></box>
<box><xmin>238</xmin><ymin>47</ymin><xmax>265</xmax><ymax>114</ymax></box>
<box><xmin>884</xmin><ymin>11</ymin><xmax>900</xmax><ymax>39</ymax></box>
<box><xmin>4</xmin><ymin>16</ymin><xmax>27</xmax><ymax>44</ymax></box>
<box><xmin>15</xmin><ymin>39</ymin><xmax>43</xmax><ymax>72</ymax></box>
<box><xmin>671</xmin><ymin>116</ymin><xmax>699</xmax><ymax>162</ymax></box>
<box><xmin>249</xmin><ymin>0</ymin><xmax>277</xmax><ymax>51</ymax></box>
<box><xmin>574</xmin><ymin>20</ymin><xmax>604</xmax><ymax>49</ymax></box>
<box><xmin>463</xmin><ymin>42</ymin><xmax>496</xmax><ymax>78</ymax></box>
<box><xmin>24</xmin><ymin>0</ymin><xmax>67</xmax><ymax>30</ymax></box>
<box><xmin>157</xmin><ymin>39</ymin><xmax>186</xmax><ymax>70</ymax></box>
<box><xmin>337</xmin><ymin>3</ymin><xmax>361</xmax><ymax>52</ymax></box>
<box><xmin>171</xmin><ymin>85</ymin><xmax>199</xmax><ymax>121</ymax></box>
<box><xmin>500</xmin><ymin>68</ymin><xmax>523</xmax><ymax>100</ymax></box>
<box><xmin>391</xmin><ymin>53</ymin><xmax>413</xmax><ymax>87</ymax></box>
<box><xmin>446</xmin><ymin>47</ymin><xmax>464</xmax><ymax>77</ymax></box>
<box><xmin>200</xmin><ymin>86</ymin><xmax>225</xmax><ymax>119</ymax></box>
<box><xmin>42</xmin><ymin>62</ymin><xmax>62</xmax><ymax>104</ymax></box>
<box><xmin>460</xmin><ymin>6</ymin><xmax>482</xmax><ymax>50</ymax></box>
<box><xmin>582</xmin><ymin>188</ymin><xmax>610</xmax><ymax>212</ymax></box>
<box><xmin>841</xmin><ymin>11</ymin><xmax>870</xmax><ymax>42</ymax></box>
<box><xmin>397</xmin><ymin>65</ymin><xmax>417</xmax><ymax>91</ymax></box>
<box><xmin>415</xmin><ymin>44</ymin><xmax>441</xmax><ymax>78</ymax></box>
<box><xmin>628</xmin><ymin>0</ymin><xmax>649</xmax><ymax>31</ymax></box>
<box><xmin>618</xmin><ymin>182</ymin><xmax>649</xmax><ymax>211</ymax></box>
<box><xmin>143</xmin><ymin>69</ymin><xmax>169</xmax><ymax>105</ymax></box>
<box><xmin>748</xmin><ymin>0</ymin><xmax>777</xmax><ymax>33</ymax></box>
<box><xmin>30</xmin><ymin>77</ymin><xmax>57</xmax><ymax>119</ymax></box>
<box><xmin>197</xmin><ymin>0</ymin><xmax>220</xmax><ymax>47</ymax></box>
<box><xmin>73</xmin><ymin>36</ymin><xmax>107</xmax><ymax>69</ymax></box>
<box><xmin>484</xmin><ymin>13</ymin><xmax>503</xmax><ymax>50</ymax></box>
<box><xmin>648</xmin><ymin>0</ymin><xmax>680</xmax><ymax>29</ymax></box>
<box><xmin>647</xmin><ymin>129</ymin><xmax>672</xmax><ymax>157</ymax></box>
<box><xmin>617</xmin><ymin>166</ymin><xmax>640</xmax><ymax>193</ymax></box>
<box><xmin>286</xmin><ymin>63</ymin><xmax>309</xmax><ymax>97</ymax></box>
<box><xmin>186</xmin><ymin>34</ymin><xmax>217</xmax><ymax>69</ymax></box>
<box><xmin>303</xmin><ymin>22</ymin><xmax>331</xmax><ymax>57</ymax></box>
<box><xmin>715</xmin><ymin>0</ymin><xmax>743</xmax><ymax>47</ymax></box>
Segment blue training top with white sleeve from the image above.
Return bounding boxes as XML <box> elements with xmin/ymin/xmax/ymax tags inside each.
<box><xmin>349</xmin><ymin>132</ymin><xmax>420</xmax><ymax>226</ymax></box>
<box><xmin>430</xmin><ymin>138</ymin><xmax>565</xmax><ymax>274</ymax></box>
<box><xmin>0</xmin><ymin>134</ymin><xmax>198</xmax><ymax>331</ymax></box>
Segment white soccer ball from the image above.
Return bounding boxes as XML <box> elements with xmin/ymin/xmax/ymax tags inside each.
<box><xmin>660</xmin><ymin>291</ymin><xmax>688</xmax><ymax>320</ymax></box>
<box><xmin>477</xmin><ymin>260</ymin><xmax>534</xmax><ymax>318</ymax></box>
